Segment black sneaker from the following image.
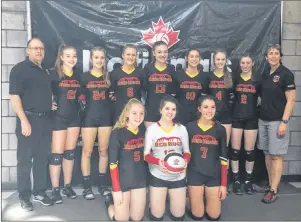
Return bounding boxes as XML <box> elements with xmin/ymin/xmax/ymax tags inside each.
<box><xmin>104</xmin><ymin>192</ymin><xmax>114</xmax><ymax>209</ymax></box>
<box><xmin>62</xmin><ymin>185</ymin><xmax>77</xmax><ymax>199</ymax></box>
<box><xmin>52</xmin><ymin>188</ymin><xmax>63</xmax><ymax>204</ymax></box>
<box><xmin>233</xmin><ymin>181</ymin><xmax>243</xmax><ymax>195</ymax></box>
<box><xmin>83</xmin><ymin>188</ymin><xmax>95</xmax><ymax>200</ymax></box>
<box><xmin>98</xmin><ymin>186</ymin><xmax>111</xmax><ymax>197</ymax></box>
<box><xmin>20</xmin><ymin>199</ymin><xmax>33</xmax><ymax>211</ymax></box>
<box><xmin>262</xmin><ymin>189</ymin><xmax>277</xmax><ymax>204</ymax></box>
<box><xmin>244</xmin><ymin>181</ymin><xmax>253</xmax><ymax>195</ymax></box>
<box><xmin>32</xmin><ymin>193</ymin><xmax>54</xmax><ymax>206</ymax></box>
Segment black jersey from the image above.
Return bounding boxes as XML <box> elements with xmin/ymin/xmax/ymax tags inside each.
<box><xmin>206</xmin><ymin>72</ymin><xmax>233</xmax><ymax>114</ymax></box>
<box><xmin>143</xmin><ymin>63</ymin><xmax>176</xmax><ymax>113</ymax></box>
<box><xmin>109</xmin><ymin>125</ymin><xmax>147</xmax><ymax>190</ymax></box>
<box><xmin>80</xmin><ymin>72</ymin><xmax>112</xmax><ymax>119</ymax></box>
<box><xmin>186</xmin><ymin>121</ymin><xmax>227</xmax><ymax>178</ymax></box>
<box><xmin>50</xmin><ymin>70</ymin><xmax>82</xmax><ymax>119</ymax></box>
<box><xmin>233</xmin><ymin>75</ymin><xmax>260</xmax><ymax>120</ymax></box>
<box><xmin>174</xmin><ymin>69</ymin><xmax>207</xmax><ymax>111</ymax></box>
<box><xmin>110</xmin><ymin>67</ymin><xmax>143</xmax><ymax>119</ymax></box>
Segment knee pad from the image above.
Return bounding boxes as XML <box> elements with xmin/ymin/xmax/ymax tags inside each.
<box><xmin>149</xmin><ymin>209</ymin><xmax>164</xmax><ymax>221</ymax></box>
<box><xmin>64</xmin><ymin>149</ymin><xmax>75</xmax><ymax>160</ymax></box>
<box><xmin>231</xmin><ymin>149</ymin><xmax>240</xmax><ymax>161</ymax></box>
<box><xmin>112</xmin><ymin>216</ymin><xmax>116</xmax><ymax>221</ymax></box>
<box><xmin>206</xmin><ymin>213</ymin><xmax>221</xmax><ymax>221</ymax></box>
<box><xmin>49</xmin><ymin>153</ymin><xmax>63</xmax><ymax>165</ymax></box>
<box><xmin>245</xmin><ymin>150</ymin><xmax>255</xmax><ymax>162</ymax></box>
<box><xmin>170</xmin><ymin>214</ymin><xmax>185</xmax><ymax>221</ymax></box>
<box><xmin>187</xmin><ymin>211</ymin><xmax>204</xmax><ymax>221</ymax></box>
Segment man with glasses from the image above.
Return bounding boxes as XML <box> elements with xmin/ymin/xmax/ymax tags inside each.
<box><xmin>9</xmin><ymin>38</ymin><xmax>54</xmax><ymax>211</ymax></box>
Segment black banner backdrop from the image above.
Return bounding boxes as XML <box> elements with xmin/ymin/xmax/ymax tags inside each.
<box><xmin>31</xmin><ymin>0</ymin><xmax>278</xmax><ymax>186</ymax></box>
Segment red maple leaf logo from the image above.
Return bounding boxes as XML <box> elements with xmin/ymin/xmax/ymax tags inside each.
<box><xmin>141</xmin><ymin>17</ymin><xmax>180</xmax><ymax>49</ymax></box>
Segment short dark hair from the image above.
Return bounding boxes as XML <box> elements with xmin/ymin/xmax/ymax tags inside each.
<box><xmin>27</xmin><ymin>37</ymin><xmax>44</xmax><ymax>48</ymax></box>
<box><xmin>266</xmin><ymin>43</ymin><xmax>283</xmax><ymax>57</ymax></box>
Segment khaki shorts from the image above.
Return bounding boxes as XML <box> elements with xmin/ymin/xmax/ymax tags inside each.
<box><xmin>257</xmin><ymin>119</ymin><xmax>289</xmax><ymax>155</ymax></box>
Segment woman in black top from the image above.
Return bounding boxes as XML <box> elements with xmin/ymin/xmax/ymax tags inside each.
<box><xmin>230</xmin><ymin>53</ymin><xmax>260</xmax><ymax>195</ymax></box>
<box><xmin>80</xmin><ymin>47</ymin><xmax>113</xmax><ymax>200</ymax></box>
<box><xmin>49</xmin><ymin>45</ymin><xmax>81</xmax><ymax>203</ymax></box>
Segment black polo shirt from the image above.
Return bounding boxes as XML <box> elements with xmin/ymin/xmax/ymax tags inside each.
<box><xmin>260</xmin><ymin>64</ymin><xmax>296</xmax><ymax>121</ymax></box>
<box><xmin>9</xmin><ymin>57</ymin><xmax>52</xmax><ymax>112</ymax></box>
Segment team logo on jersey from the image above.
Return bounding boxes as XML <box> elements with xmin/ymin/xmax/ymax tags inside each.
<box><xmin>273</xmin><ymin>75</ymin><xmax>280</xmax><ymax>83</ymax></box>
<box><xmin>86</xmin><ymin>80</ymin><xmax>107</xmax><ymax>88</ymax></box>
<box><xmin>141</xmin><ymin>17</ymin><xmax>180</xmax><ymax>49</ymax></box>
<box><xmin>155</xmin><ymin>137</ymin><xmax>182</xmax><ymax>147</ymax></box>
<box><xmin>236</xmin><ymin>84</ymin><xmax>256</xmax><ymax>93</ymax></box>
<box><xmin>59</xmin><ymin>80</ymin><xmax>80</xmax><ymax>88</ymax></box>
<box><xmin>118</xmin><ymin>77</ymin><xmax>141</xmax><ymax>86</ymax></box>
<box><xmin>180</xmin><ymin>81</ymin><xmax>202</xmax><ymax>89</ymax></box>
<box><xmin>209</xmin><ymin>80</ymin><xmax>225</xmax><ymax>89</ymax></box>
<box><xmin>191</xmin><ymin>134</ymin><xmax>218</xmax><ymax>145</ymax></box>
<box><xmin>149</xmin><ymin>73</ymin><xmax>173</xmax><ymax>82</ymax></box>
<box><xmin>124</xmin><ymin>138</ymin><xmax>144</xmax><ymax>150</ymax></box>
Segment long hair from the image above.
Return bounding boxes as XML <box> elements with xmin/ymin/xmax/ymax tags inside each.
<box><xmin>152</xmin><ymin>41</ymin><xmax>168</xmax><ymax>62</ymax></box>
<box><xmin>239</xmin><ymin>52</ymin><xmax>256</xmax><ymax>82</ymax></box>
<box><xmin>90</xmin><ymin>47</ymin><xmax>110</xmax><ymax>87</ymax></box>
<box><xmin>213</xmin><ymin>49</ymin><xmax>233</xmax><ymax>88</ymax></box>
<box><xmin>55</xmin><ymin>44</ymin><xmax>76</xmax><ymax>78</ymax></box>
<box><xmin>113</xmin><ymin>98</ymin><xmax>144</xmax><ymax>129</ymax></box>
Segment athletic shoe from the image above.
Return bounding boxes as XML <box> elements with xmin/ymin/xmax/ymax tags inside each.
<box><xmin>20</xmin><ymin>199</ymin><xmax>34</xmax><ymax>211</ymax></box>
<box><xmin>232</xmin><ymin>181</ymin><xmax>243</xmax><ymax>195</ymax></box>
<box><xmin>52</xmin><ymin>188</ymin><xmax>63</xmax><ymax>204</ymax></box>
<box><xmin>244</xmin><ymin>181</ymin><xmax>253</xmax><ymax>195</ymax></box>
<box><xmin>98</xmin><ymin>186</ymin><xmax>111</xmax><ymax>197</ymax></box>
<box><xmin>62</xmin><ymin>185</ymin><xmax>77</xmax><ymax>199</ymax></box>
<box><xmin>104</xmin><ymin>193</ymin><xmax>114</xmax><ymax>209</ymax></box>
<box><xmin>262</xmin><ymin>189</ymin><xmax>277</xmax><ymax>204</ymax></box>
<box><xmin>83</xmin><ymin>188</ymin><xmax>95</xmax><ymax>200</ymax></box>
<box><xmin>32</xmin><ymin>193</ymin><xmax>54</xmax><ymax>206</ymax></box>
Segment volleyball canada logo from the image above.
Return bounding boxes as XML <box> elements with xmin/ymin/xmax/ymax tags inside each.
<box><xmin>141</xmin><ymin>17</ymin><xmax>180</xmax><ymax>48</ymax></box>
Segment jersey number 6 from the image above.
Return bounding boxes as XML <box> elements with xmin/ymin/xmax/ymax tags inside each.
<box><xmin>134</xmin><ymin>151</ymin><xmax>140</xmax><ymax>162</ymax></box>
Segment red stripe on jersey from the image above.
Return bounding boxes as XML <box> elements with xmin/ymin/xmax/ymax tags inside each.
<box><xmin>183</xmin><ymin>152</ymin><xmax>191</xmax><ymax>164</ymax></box>
<box><xmin>110</xmin><ymin>165</ymin><xmax>121</xmax><ymax>192</ymax></box>
<box><xmin>144</xmin><ymin>154</ymin><xmax>160</xmax><ymax>165</ymax></box>
<box><xmin>221</xmin><ymin>164</ymin><xmax>227</xmax><ymax>187</ymax></box>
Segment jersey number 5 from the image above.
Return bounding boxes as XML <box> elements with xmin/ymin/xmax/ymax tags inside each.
<box><xmin>134</xmin><ymin>151</ymin><xmax>140</xmax><ymax>162</ymax></box>
<box><xmin>155</xmin><ymin>84</ymin><xmax>166</xmax><ymax>94</ymax></box>
<box><xmin>200</xmin><ymin>147</ymin><xmax>208</xmax><ymax>158</ymax></box>
<box><xmin>241</xmin><ymin>94</ymin><xmax>247</xmax><ymax>104</ymax></box>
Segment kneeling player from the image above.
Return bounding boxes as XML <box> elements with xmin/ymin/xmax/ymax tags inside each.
<box><xmin>106</xmin><ymin>99</ymin><xmax>147</xmax><ymax>221</ymax></box>
<box><xmin>144</xmin><ymin>95</ymin><xmax>191</xmax><ymax>221</ymax></box>
<box><xmin>186</xmin><ymin>95</ymin><xmax>227</xmax><ymax>221</ymax></box>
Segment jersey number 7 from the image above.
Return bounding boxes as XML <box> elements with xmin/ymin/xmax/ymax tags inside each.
<box><xmin>200</xmin><ymin>147</ymin><xmax>208</xmax><ymax>158</ymax></box>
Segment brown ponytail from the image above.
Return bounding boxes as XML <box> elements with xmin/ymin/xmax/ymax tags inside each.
<box><xmin>213</xmin><ymin>49</ymin><xmax>233</xmax><ymax>88</ymax></box>
<box><xmin>55</xmin><ymin>44</ymin><xmax>76</xmax><ymax>79</ymax></box>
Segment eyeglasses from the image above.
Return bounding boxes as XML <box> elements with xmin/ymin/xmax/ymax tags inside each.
<box><xmin>28</xmin><ymin>47</ymin><xmax>45</xmax><ymax>51</ymax></box>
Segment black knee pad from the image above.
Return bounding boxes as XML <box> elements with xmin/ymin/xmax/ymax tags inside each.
<box><xmin>206</xmin><ymin>213</ymin><xmax>221</xmax><ymax>221</ymax></box>
<box><xmin>129</xmin><ymin>217</ymin><xmax>144</xmax><ymax>221</ymax></box>
<box><xmin>187</xmin><ymin>211</ymin><xmax>204</xmax><ymax>221</ymax></box>
<box><xmin>64</xmin><ymin>149</ymin><xmax>75</xmax><ymax>160</ymax></box>
<box><xmin>231</xmin><ymin>149</ymin><xmax>240</xmax><ymax>161</ymax></box>
<box><xmin>170</xmin><ymin>213</ymin><xmax>185</xmax><ymax>221</ymax></box>
<box><xmin>49</xmin><ymin>153</ymin><xmax>63</xmax><ymax>165</ymax></box>
<box><xmin>245</xmin><ymin>150</ymin><xmax>255</xmax><ymax>162</ymax></box>
<box><xmin>149</xmin><ymin>209</ymin><xmax>164</xmax><ymax>221</ymax></box>
<box><xmin>112</xmin><ymin>216</ymin><xmax>116</xmax><ymax>221</ymax></box>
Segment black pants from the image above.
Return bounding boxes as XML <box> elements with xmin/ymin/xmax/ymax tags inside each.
<box><xmin>16</xmin><ymin>115</ymin><xmax>52</xmax><ymax>200</ymax></box>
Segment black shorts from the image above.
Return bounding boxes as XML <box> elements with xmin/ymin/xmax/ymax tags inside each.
<box><xmin>215</xmin><ymin>111</ymin><xmax>232</xmax><ymax>124</ymax></box>
<box><xmin>187</xmin><ymin>168</ymin><xmax>220</xmax><ymax>187</ymax></box>
<box><xmin>232</xmin><ymin>117</ymin><xmax>258</xmax><ymax>130</ymax></box>
<box><xmin>82</xmin><ymin>116</ymin><xmax>113</xmax><ymax>128</ymax></box>
<box><xmin>52</xmin><ymin>115</ymin><xmax>81</xmax><ymax>131</ymax></box>
<box><xmin>121</xmin><ymin>181</ymin><xmax>147</xmax><ymax>192</ymax></box>
<box><xmin>148</xmin><ymin>173</ymin><xmax>186</xmax><ymax>189</ymax></box>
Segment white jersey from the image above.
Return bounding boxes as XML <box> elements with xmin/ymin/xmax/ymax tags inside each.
<box><xmin>144</xmin><ymin>122</ymin><xmax>190</xmax><ymax>181</ymax></box>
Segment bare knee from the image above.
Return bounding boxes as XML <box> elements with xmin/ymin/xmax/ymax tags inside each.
<box><xmin>271</xmin><ymin>155</ymin><xmax>283</xmax><ymax>161</ymax></box>
<box><xmin>99</xmin><ymin>147</ymin><xmax>108</xmax><ymax>157</ymax></box>
<box><xmin>82</xmin><ymin>149</ymin><xmax>92</xmax><ymax>158</ymax></box>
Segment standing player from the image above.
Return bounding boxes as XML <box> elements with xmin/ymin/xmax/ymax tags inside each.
<box><xmin>49</xmin><ymin>45</ymin><xmax>81</xmax><ymax>203</ymax></box>
<box><xmin>144</xmin><ymin>95</ymin><xmax>190</xmax><ymax>221</ymax></box>
<box><xmin>80</xmin><ymin>47</ymin><xmax>113</xmax><ymax>200</ymax></box>
<box><xmin>206</xmin><ymin>49</ymin><xmax>233</xmax><ymax>146</ymax></box>
<box><xmin>110</xmin><ymin>45</ymin><xmax>143</xmax><ymax>122</ymax></box>
<box><xmin>231</xmin><ymin>53</ymin><xmax>260</xmax><ymax>195</ymax></box>
<box><xmin>106</xmin><ymin>99</ymin><xmax>147</xmax><ymax>221</ymax></box>
<box><xmin>186</xmin><ymin>95</ymin><xmax>227</xmax><ymax>221</ymax></box>
<box><xmin>143</xmin><ymin>41</ymin><xmax>176</xmax><ymax>127</ymax></box>
<box><xmin>174</xmin><ymin>48</ymin><xmax>207</xmax><ymax>125</ymax></box>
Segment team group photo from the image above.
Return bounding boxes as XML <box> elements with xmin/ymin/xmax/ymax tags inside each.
<box><xmin>2</xmin><ymin>0</ymin><xmax>300</xmax><ymax>221</ymax></box>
